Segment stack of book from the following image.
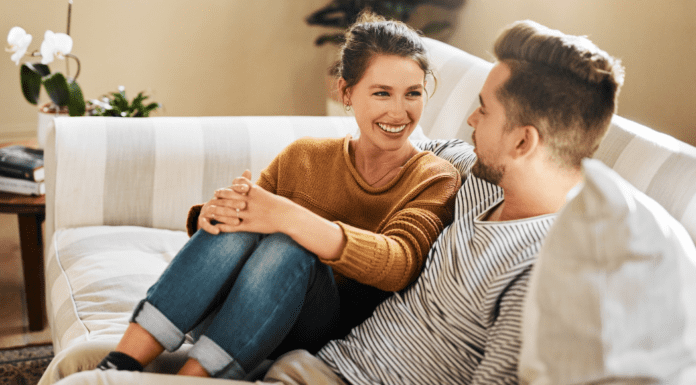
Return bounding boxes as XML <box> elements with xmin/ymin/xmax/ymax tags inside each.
<box><xmin>0</xmin><ymin>145</ymin><xmax>45</xmax><ymax>196</ymax></box>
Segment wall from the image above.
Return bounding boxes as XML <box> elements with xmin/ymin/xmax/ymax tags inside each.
<box><xmin>2</xmin><ymin>0</ymin><xmax>694</xmax><ymax>147</ymax></box>
<box><xmin>1</xmin><ymin>0</ymin><xmax>330</xmax><ymax>141</ymax></box>
<box><xmin>446</xmin><ymin>0</ymin><xmax>696</xmax><ymax>146</ymax></box>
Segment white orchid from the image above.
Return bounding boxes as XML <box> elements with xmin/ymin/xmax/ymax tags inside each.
<box><xmin>6</xmin><ymin>26</ymin><xmax>32</xmax><ymax>65</ymax></box>
<box><xmin>40</xmin><ymin>30</ymin><xmax>73</xmax><ymax>64</ymax></box>
<box><xmin>6</xmin><ymin>23</ymin><xmax>85</xmax><ymax>116</ymax></box>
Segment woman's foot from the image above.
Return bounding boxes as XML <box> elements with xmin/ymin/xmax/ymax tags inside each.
<box><xmin>97</xmin><ymin>351</ymin><xmax>144</xmax><ymax>371</ymax></box>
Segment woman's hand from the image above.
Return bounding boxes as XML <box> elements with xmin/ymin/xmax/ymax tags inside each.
<box><xmin>200</xmin><ymin>170</ymin><xmax>292</xmax><ymax>235</ymax></box>
<box><xmin>201</xmin><ymin>170</ymin><xmax>346</xmax><ymax>260</ymax></box>
<box><xmin>197</xmin><ymin>170</ymin><xmax>253</xmax><ymax>235</ymax></box>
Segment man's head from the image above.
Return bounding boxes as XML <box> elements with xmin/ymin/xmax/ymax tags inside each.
<box><xmin>468</xmin><ymin>20</ymin><xmax>625</xmax><ymax>185</ymax></box>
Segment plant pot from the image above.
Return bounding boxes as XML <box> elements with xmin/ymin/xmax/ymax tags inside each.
<box><xmin>37</xmin><ymin>103</ymin><xmax>69</xmax><ymax>148</ymax></box>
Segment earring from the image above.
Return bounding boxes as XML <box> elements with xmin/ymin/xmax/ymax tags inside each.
<box><xmin>344</xmin><ymin>103</ymin><xmax>351</xmax><ymax>112</ymax></box>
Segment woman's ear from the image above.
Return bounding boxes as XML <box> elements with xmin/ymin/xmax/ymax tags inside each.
<box><xmin>337</xmin><ymin>78</ymin><xmax>350</xmax><ymax>106</ymax></box>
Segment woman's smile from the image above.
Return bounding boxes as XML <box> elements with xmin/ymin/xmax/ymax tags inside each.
<box><xmin>377</xmin><ymin>122</ymin><xmax>408</xmax><ymax>133</ymax></box>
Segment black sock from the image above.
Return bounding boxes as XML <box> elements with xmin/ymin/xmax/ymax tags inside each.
<box><xmin>97</xmin><ymin>351</ymin><xmax>144</xmax><ymax>372</ymax></box>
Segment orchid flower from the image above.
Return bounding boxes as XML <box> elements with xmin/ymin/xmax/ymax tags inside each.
<box><xmin>40</xmin><ymin>30</ymin><xmax>72</xmax><ymax>65</ymax></box>
<box><xmin>7</xmin><ymin>2</ymin><xmax>87</xmax><ymax>117</ymax></box>
<box><xmin>7</xmin><ymin>26</ymin><xmax>32</xmax><ymax>65</ymax></box>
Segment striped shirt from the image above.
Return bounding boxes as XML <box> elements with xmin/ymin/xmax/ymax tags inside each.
<box><xmin>317</xmin><ymin>140</ymin><xmax>556</xmax><ymax>384</ymax></box>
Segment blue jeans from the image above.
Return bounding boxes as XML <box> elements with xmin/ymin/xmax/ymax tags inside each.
<box><xmin>131</xmin><ymin>230</ymin><xmax>341</xmax><ymax>379</ymax></box>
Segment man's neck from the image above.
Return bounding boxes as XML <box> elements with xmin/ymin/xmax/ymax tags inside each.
<box><xmin>484</xmin><ymin>167</ymin><xmax>583</xmax><ymax>222</ymax></box>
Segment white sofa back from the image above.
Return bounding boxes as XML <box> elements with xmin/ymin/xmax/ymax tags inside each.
<box><xmin>45</xmin><ymin>38</ymin><xmax>696</xmax><ymax>249</ymax></box>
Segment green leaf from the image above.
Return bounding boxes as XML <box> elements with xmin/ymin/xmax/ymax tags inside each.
<box><xmin>112</xmin><ymin>93</ymin><xmax>129</xmax><ymax>111</ymax></box>
<box><xmin>43</xmin><ymin>72</ymin><xmax>71</xmax><ymax>107</ymax></box>
<box><xmin>20</xmin><ymin>63</ymin><xmax>50</xmax><ymax>105</ymax></box>
<box><xmin>67</xmin><ymin>80</ymin><xmax>86</xmax><ymax>116</ymax></box>
<box><xmin>421</xmin><ymin>21</ymin><xmax>453</xmax><ymax>36</ymax></box>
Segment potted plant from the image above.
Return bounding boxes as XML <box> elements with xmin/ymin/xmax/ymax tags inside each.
<box><xmin>7</xmin><ymin>1</ymin><xmax>85</xmax><ymax>117</ymax></box>
<box><xmin>88</xmin><ymin>86</ymin><xmax>161</xmax><ymax>117</ymax></box>
<box><xmin>306</xmin><ymin>0</ymin><xmax>466</xmax><ymax>45</ymax></box>
<box><xmin>7</xmin><ymin>1</ymin><xmax>85</xmax><ymax>147</ymax></box>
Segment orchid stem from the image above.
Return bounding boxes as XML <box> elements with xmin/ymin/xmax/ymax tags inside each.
<box><xmin>66</xmin><ymin>1</ymin><xmax>73</xmax><ymax>78</ymax></box>
<box><xmin>65</xmin><ymin>53</ymin><xmax>80</xmax><ymax>80</ymax></box>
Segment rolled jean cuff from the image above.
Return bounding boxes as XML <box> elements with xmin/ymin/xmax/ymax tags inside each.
<box><xmin>132</xmin><ymin>300</ymin><xmax>186</xmax><ymax>352</ymax></box>
<box><xmin>189</xmin><ymin>335</ymin><xmax>246</xmax><ymax>379</ymax></box>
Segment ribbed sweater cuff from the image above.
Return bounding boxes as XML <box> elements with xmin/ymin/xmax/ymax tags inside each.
<box><xmin>325</xmin><ymin>222</ymin><xmax>405</xmax><ymax>287</ymax></box>
<box><xmin>186</xmin><ymin>204</ymin><xmax>203</xmax><ymax>237</ymax></box>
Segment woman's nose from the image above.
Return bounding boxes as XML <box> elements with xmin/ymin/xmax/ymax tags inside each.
<box><xmin>389</xmin><ymin>97</ymin><xmax>406</xmax><ymax>116</ymax></box>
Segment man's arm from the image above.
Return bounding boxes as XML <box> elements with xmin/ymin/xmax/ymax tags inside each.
<box><xmin>471</xmin><ymin>267</ymin><xmax>533</xmax><ymax>385</ymax></box>
<box><xmin>414</xmin><ymin>139</ymin><xmax>477</xmax><ymax>178</ymax></box>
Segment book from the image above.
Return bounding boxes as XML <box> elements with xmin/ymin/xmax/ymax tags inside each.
<box><xmin>0</xmin><ymin>145</ymin><xmax>44</xmax><ymax>182</ymax></box>
<box><xmin>0</xmin><ymin>174</ymin><xmax>45</xmax><ymax>196</ymax></box>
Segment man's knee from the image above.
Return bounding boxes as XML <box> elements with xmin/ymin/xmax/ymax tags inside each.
<box><xmin>264</xmin><ymin>350</ymin><xmax>346</xmax><ymax>385</ymax></box>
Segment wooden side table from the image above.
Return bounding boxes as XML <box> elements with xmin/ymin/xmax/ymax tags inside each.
<box><xmin>0</xmin><ymin>188</ymin><xmax>46</xmax><ymax>332</ymax></box>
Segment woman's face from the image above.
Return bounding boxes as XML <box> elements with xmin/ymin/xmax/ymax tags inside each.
<box><xmin>343</xmin><ymin>55</ymin><xmax>425</xmax><ymax>152</ymax></box>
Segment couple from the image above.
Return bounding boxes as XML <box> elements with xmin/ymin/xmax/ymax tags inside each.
<box><xmin>76</xmin><ymin>13</ymin><xmax>623</xmax><ymax>385</ymax></box>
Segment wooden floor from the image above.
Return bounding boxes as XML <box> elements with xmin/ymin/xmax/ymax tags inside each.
<box><xmin>0</xmin><ymin>213</ymin><xmax>51</xmax><ymax>349</ymax></box>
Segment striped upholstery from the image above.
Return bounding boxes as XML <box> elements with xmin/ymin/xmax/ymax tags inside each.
<box><xmin>40</xmin><ymin>37</ymin><xmax>696</xmax><ymax>384</ymax></box>
<box><xmin>46</xmin><ymin>116</ymin><xmax>360</xmax><ymax>237</ymax></box>
<box><xmin>595</xmin><ymin>115</ymin><xmax>696</xmax><ymax>241</ymax></box>
<box><xmin>419</xmin><ymin>37</ymin><xmax>492</xmax><ymax>142</ymax></box>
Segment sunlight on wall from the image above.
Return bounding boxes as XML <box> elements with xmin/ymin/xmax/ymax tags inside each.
<box><xmin>448</xmin><ymin>0</ymin><xmax>696</xmax><ymax>146</ymax></box>
<box><xmin>0</xmin><ymin>0</ymin><xmax>330</xmax><ymax>141</ymax></box>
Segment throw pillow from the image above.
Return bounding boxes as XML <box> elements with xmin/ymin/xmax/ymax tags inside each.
<box><xmin>519</xmin><ymin>158</ymin><xmax>696</xmax><ymax>384</ymax></box>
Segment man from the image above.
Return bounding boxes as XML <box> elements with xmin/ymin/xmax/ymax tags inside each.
<box><xmin>63</xmin><ymin>19</ymin><xmax>624</xmax><ymax>385</ymax></box>
<box><xmin>310</xmin><ymin>19</ymin><xmax>623</xmax><ymax>385</ymax></box>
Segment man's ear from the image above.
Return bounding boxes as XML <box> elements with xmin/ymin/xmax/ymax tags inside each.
<box><xmin>512</xmin><ymin>125</ymin><xmax>540</xmax><ymax>158</ymax></box>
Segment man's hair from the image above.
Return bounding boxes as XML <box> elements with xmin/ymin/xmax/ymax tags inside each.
<box><xmin>494</xmin><ymin>20</ymin><xmax>625</xmax><ymax>168</ymax></box>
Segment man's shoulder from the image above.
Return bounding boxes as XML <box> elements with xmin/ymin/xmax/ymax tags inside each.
<box><xmin>415</xmin><ymin>139</ymin><xmax>477</xmax><ymax>177</ymax></box>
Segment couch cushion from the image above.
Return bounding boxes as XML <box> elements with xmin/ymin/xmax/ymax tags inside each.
<box><xmin>45</xmin><ymin>226</ymin><xmax>189</xmax><ymax>352</ymax></box>
<box><xmin>420</xmin><ymin>37</ymin><xmax>492</xmax><ymax>142</ymax></box>
<box><xmin>519</xmin><ymin>158</ymin><xmax>696</xmax><ymax>384</ymax></box>
<box><xmin>48</xmin><ymin>116</ymin><xmax>361</xmax><ymax>237</ymax></box>
<box><xmin>594</xmin><ymin>116</ymin><xmax>696</xmax><ymax>244</ymax></box>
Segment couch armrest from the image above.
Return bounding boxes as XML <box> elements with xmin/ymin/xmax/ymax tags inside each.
<box><xmin>45</xmin><ymin>116</ymin><xmax>358</xmax><ymax>241</ymax></box>
<box><xmin>594</xmin><ymin>115</ymin><xmax>696</xmax><ymax>243</ymax></box>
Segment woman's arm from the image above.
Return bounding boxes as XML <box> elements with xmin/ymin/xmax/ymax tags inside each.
<box><xmin>201</xmin><ymin>170</ymin><xmax>347</xmax><ymax>261</ymax></box>
<box><xmin>324</xmin><ymin>175</ymin><xmax>460</xmax><ymax>291</ymax></box>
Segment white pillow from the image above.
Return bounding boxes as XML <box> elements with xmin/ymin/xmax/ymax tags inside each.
<box><xmin>519</xmin><ymin>158</ymin><xmax>696</xmax><ymax>385</ymax></box>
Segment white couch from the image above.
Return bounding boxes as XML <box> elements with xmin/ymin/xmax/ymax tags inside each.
<box><xmin>39</xmin><ymin>38</ymin><xmax>696</xmax><ymax>384</ymax></box>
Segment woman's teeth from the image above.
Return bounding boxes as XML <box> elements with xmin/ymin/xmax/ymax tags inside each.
<box><xmin>378</xmin><ymin>123</ymin><xmax>407</xmax><ymax>133</ymax></box>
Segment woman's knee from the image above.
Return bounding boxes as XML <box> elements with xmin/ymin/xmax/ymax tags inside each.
<box><xmin>248</xmin><ymin>234</ymin><xmax>317</xmax><ymax>277</ymax></box>
<box><xmin>184</xmin><ymin>231</ymin><xmax>261</xmax><ymax>260</ymax></box>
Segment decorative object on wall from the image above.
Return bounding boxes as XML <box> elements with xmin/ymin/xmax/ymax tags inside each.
<box><xmin>306</xmin><ymin>0</ymin><xmax>465</xmax><ymax>45</ymax></box>
<box><xmin>88</xmin><ymin>86</ymin><xmax>161</xmax><ymax>118</ymax></box>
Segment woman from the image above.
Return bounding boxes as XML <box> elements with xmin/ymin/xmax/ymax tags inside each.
<box><xmin>97</xmin><ymin>11</ymin><xmax>460</xmax><ymax>379</ymax></box>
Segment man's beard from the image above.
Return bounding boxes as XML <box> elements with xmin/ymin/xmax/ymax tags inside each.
<box><xmin>472</xmin><ymin>157</ymin><xmax>504</xmax><ymax>185</ymax></box>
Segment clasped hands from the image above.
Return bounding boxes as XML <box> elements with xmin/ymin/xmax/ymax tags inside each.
<box><xmin>198</xmin><ymin>170</ymin><xmax>290</xmax><ymax>235</ymax></box>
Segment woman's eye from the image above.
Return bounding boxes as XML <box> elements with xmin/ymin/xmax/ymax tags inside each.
<box><xmin>373</xmin><ymin>91</ymin><xmax>389</xmax><ymax>97</ymax></box>
<box><xmin>407</xmin><ymin>91</ymin><xmax>422</xmax><ymax>97</ymax></box>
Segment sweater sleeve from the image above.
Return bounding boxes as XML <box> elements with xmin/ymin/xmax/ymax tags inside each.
<box><xmin>322</xmin><ymin>170</ymin><xmax>461</xmax><ymax>291</ymax></box>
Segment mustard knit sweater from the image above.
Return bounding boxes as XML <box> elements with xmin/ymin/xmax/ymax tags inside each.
<box><xmin>187</xmin><ymin>136</ymin><xmax>460</xmax><ymax>292</ymax></box>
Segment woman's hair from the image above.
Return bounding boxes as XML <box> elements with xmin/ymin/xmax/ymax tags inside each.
<box><xmin>332</xmin><ymin>10</ymin><xmax>434</xmax><ymax>100</ymax></box>
<box><xmin>493</xmin><ymin>20</ymin><xmax>625</xmax><ymax>168</ymax></box>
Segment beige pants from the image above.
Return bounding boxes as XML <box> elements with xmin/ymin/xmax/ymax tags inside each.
<box><xmin>54</xmin><ymin>350</ymin><xmax>347</xmax><ymax>385</ymax></box>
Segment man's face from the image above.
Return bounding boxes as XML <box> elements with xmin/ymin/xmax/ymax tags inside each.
<box><xmin>467</xmin><ymin>62</ymin><xmax>512</xmax><ymax>186</ymax></box>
